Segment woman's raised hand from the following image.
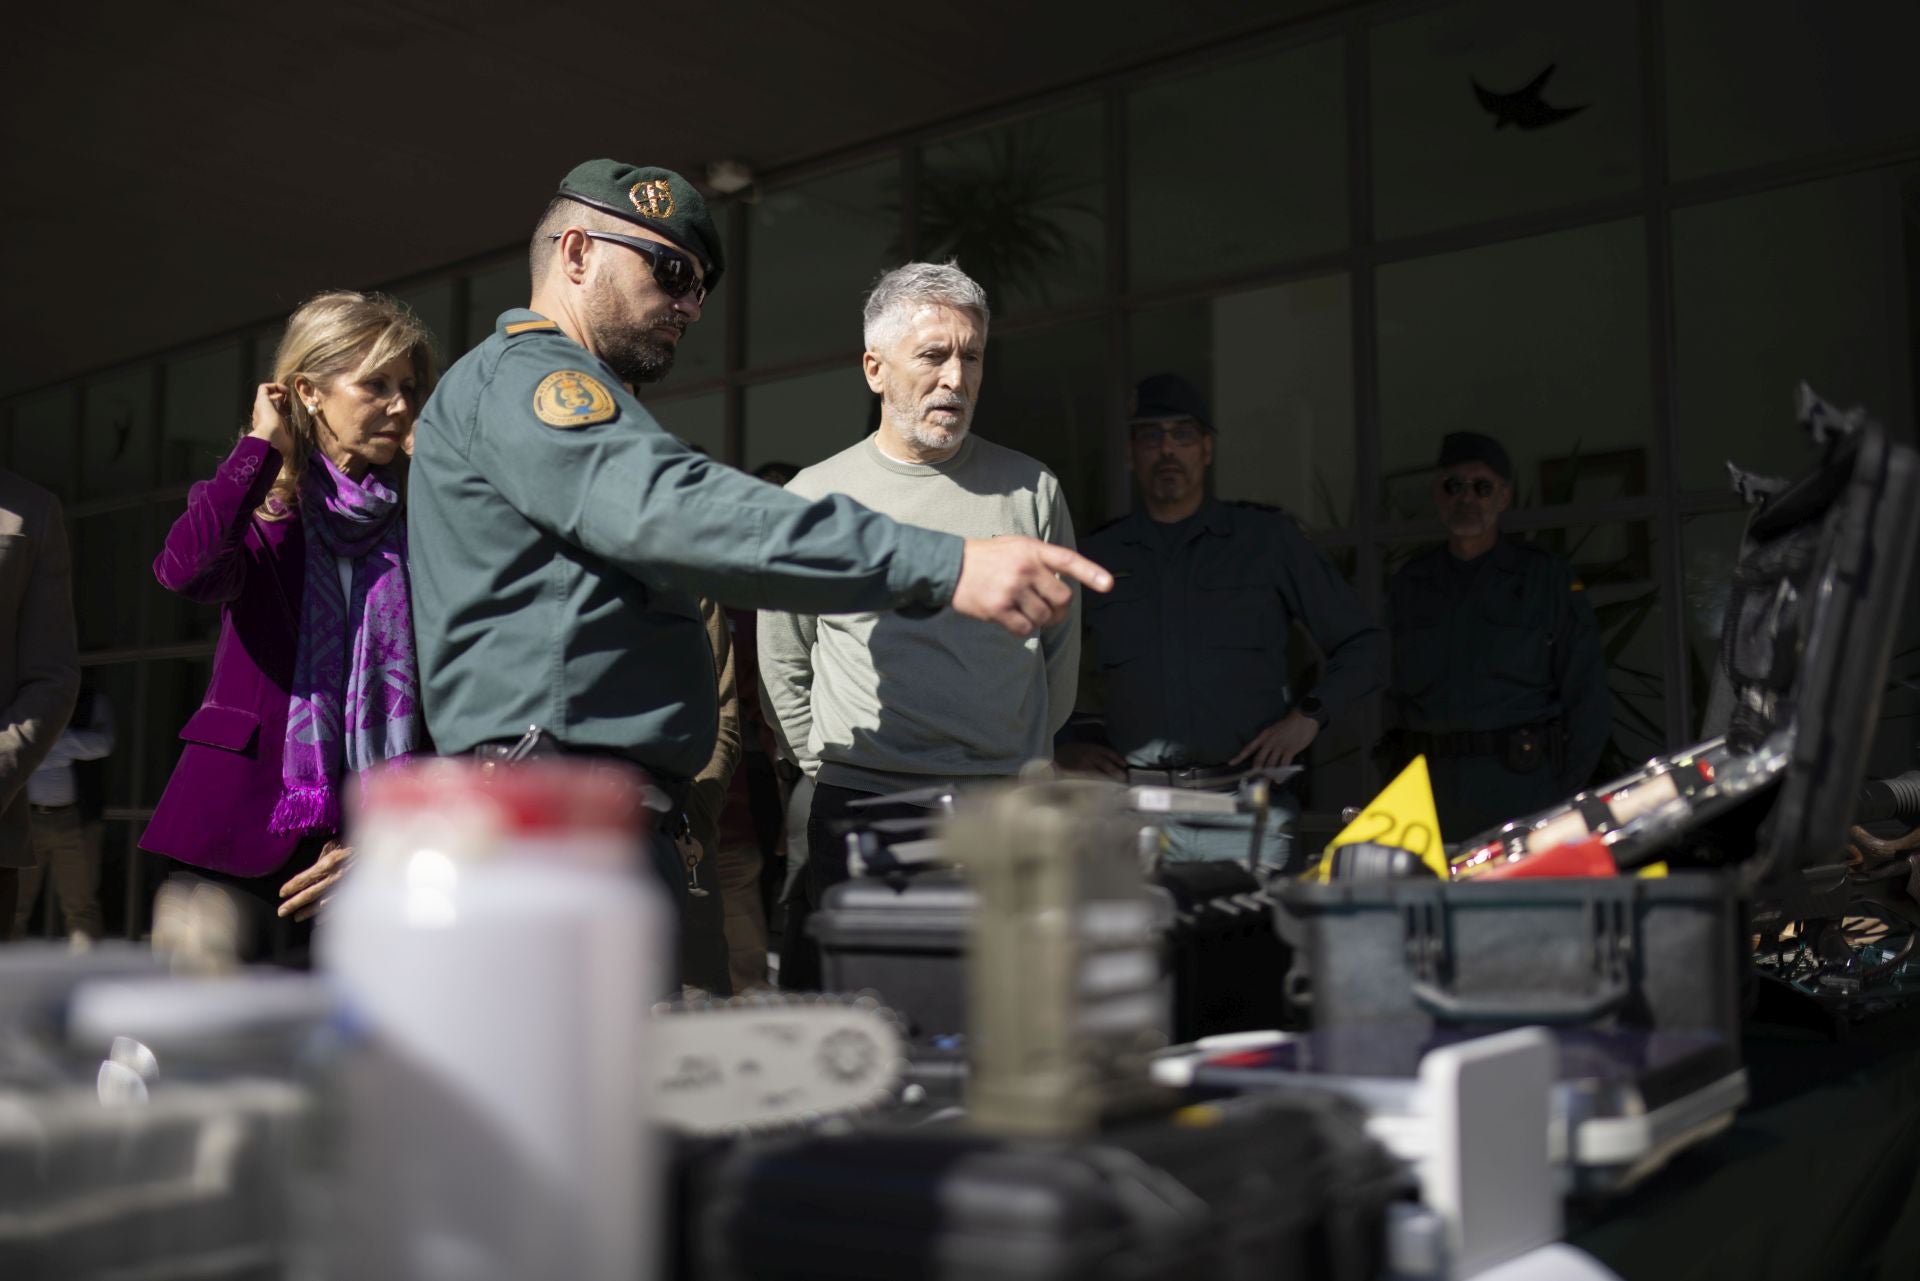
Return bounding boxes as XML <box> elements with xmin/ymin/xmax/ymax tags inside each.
<box><xmin>248</xmin><ymin>383</ymin><xmax>295</xmax><ymax>457</ymax></box>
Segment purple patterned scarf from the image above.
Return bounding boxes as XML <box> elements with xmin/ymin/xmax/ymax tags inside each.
<box><xmin>269</xmin><ymin>455</ymin><xmax>420</xmax><ymax>836</ymax></box>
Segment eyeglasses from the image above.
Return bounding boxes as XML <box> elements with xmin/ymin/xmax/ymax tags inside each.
<box><xmin>1441</xmin><ymin>476</ymin><xmax>1500</xmax><ymax>498</ymax></box>
<box><xmin>1130</xmin><ymin>422</ymin><xmax>1204</xmax><ymax>448</ymax></box>
<box><xmin>550</xmin><ymin>229</ymin><xmax>708</xmax><ymax>305</ymax></box>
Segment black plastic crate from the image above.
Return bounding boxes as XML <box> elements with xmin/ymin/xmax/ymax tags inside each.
<box><xmin>812</xmin><ymin>872</ymin><xmax>973</xmax><ymax>1041</ymax></box>
<box><xmin>1280</xmin><ymin>873</ymin><xmax>1745</xmax><ymax>1049</ymax></box>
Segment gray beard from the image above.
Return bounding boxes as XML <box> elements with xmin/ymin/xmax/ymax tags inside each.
<box><xmin>885</xmin><ymin>392</ymin><xmax>971</xmax><ymax>453</ymax></box>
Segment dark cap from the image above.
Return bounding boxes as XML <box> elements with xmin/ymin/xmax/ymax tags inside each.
<box><xmin>1129</xmin><ymin>374</ymin><xmax>1213</xmax><ymax>433</ymax></box>
<box><xmin>1436</xmin><ymin>431</ymin><xmax>1512</xmax><ymax>482</ymax></box>
<box><xmin>555</xmin><ymin>160</ymin><xmax>725</xmax><ymax>287</ymax></box>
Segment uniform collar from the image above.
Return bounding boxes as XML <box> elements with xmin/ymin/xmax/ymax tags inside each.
<box><xmin>1429</xmin><ymin>534</ymin><xmax>1521</xmax><ymax>575</ymax></box>
<box><xmin>496</xmin><ymin>308</ymin><xmax>561</xmax><ymax>338</ymax></box>
<box><xmin>1120</xmin><ymin>496</ymin><xmax>1230</xmax><ymax>546</ymax></box>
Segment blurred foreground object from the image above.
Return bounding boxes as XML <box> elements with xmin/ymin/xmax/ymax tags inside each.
<box><xmin>322</xmin><ymin>759</ymin><xmax>668</xmax><ymax>1281</ymax></box>
<box><xmin>948</xmin><ymin>779</ymin><xmax>1171</xmax><ymax>1136</ymax></box>
<box><xmin>0</xmin><ymin>946</ymin><xmax>324</xmax><ymax>1279</ymax></box>
<box><xmin>648</xmin><ymin>992</ymin><xmax>906</xmax><ymax>1135</ymax></box>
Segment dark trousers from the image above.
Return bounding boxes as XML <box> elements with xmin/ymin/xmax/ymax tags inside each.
<box><xmin>0</xmin><ymin>869</ymin><xmax>18</xmax><ymax>943</ymax></box>
<box><xmin>779</xmin><ymin>782</ymin><xmax>934</xmax><ymax>992</ymax></box>
<box><xmin>169</xmin><ymin>837</ymin><xmax>325</xmax><ymax>969</ymax></box>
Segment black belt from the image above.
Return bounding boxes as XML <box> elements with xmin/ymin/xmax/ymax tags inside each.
<box><xmin>1405</xmin><ymin>720</ymin><xmax>1560</xmax><ymax>760</ymax></box>
<box><xmin>1125</xmin><ymin>764</ymin><xmax>1249</xmax><ymax>790</ymax></box>
<box><xmin>29</xmin><ymin>802</ymin><xmax>76</xmax><ymax>815</ymax></box>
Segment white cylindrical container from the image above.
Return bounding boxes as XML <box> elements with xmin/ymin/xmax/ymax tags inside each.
<box><xmin>319</xmin><ymin>759</ymin><xmax>668</xmax><ymax>1281</ymax></box>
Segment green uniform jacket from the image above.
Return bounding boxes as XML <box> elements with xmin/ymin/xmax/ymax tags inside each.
<box><xmin>1078</xmin><ymin>499</ymin><xmax>1387</xmax><ymax>768</ymax></box>
<box><xmin>409</xmin><ymin>310</ymin><xmax>963</xmax><ymax>781</ymax></box>
<box><xmin>1388</xmin><ymin>537</ymin><xmax>1610</xmax><ymax>838</ymax></box>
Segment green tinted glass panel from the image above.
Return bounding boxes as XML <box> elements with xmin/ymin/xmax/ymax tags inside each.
<box><xmin>1371</xmin><ymin>0</ymin><xmax>1640</xmax><ymax>238</ymax></box>
<box><xmin>749</xmin><ymin>160</ymin><xmax>899</xmax><ymax>368</ymax></box>
<box><xmin>1377</xmin><ymin>219</ymin><xmax>1651</xmax><ymax>516</ymax></box>
<box><xmin>919</xmin><ymin>103</ymin><xmax>1105</xmax><ymax>317</ymax></box>
<box><xmin>1128</xmin><ymin>39</ymin><xmax>1346</xmax><ymax>286</ymax></box>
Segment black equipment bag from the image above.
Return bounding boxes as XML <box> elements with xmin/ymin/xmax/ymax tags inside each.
<box><xmin>1707</xmin><ymin>392</ymin><xmax>1920</xmax><ymax>888</ymax></box>
<box><xmin>695</xmin><ymin>1092</ymin><xmax>1403</xmax><ymax>1281</ymax></box>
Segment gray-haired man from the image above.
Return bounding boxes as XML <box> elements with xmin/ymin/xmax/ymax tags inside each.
<box><xmin>759</xmin><ymin>261</ymin><xmax>1080</xmax><ymax>988</ymax></box>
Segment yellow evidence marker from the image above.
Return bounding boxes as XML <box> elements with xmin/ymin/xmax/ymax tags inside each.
<box><xmin>1308</xmin><ymin>755</ymin><xmax>1448</xmax><ymax>881</ymax></box>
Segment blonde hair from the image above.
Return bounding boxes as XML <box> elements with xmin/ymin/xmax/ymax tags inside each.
<box><xmin>257</xmin><ymin>290</ymin><xmax>437</xmax><ymax>520</ymax></box>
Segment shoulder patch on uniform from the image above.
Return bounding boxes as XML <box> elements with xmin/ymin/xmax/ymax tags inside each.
<box><xmin>532</xmin><ymin>370</ymin><xmax>617</xmax><ymax>428</ymax></box>
<box><xmin>504</xmin><ymin>319</ymin><xmax>561</xmax><ymax>335</ymax></box>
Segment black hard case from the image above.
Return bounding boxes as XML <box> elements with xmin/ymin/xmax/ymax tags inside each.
<box><xmin>695</xmin><ymin>1093</ymin><xmax>1400</xmax><ymax>1281</ymax></box>
<box><xmin>812</xmin><ymin>862</ymin><xmax>1289</xmax><ymax>1044</ymax></box>
<box><xmin>1282</xmin><ymin>873</ymin><xmax>1746</xmax><ymax>1046</ymax></box>
<box><xmin>812</xmin><ymin>871</ymin><xmax>972</xmax><ymax>1041</ymax></box>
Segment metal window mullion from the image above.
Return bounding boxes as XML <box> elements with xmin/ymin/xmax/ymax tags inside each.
<box><xmin>724</xmin><ymin>194</ymin><xmax>750</xmax><ymax>468</ymax></box>
<box><xmin>1104</xmin><ymin>85</ymin><xmax>1129</xmax><ymax>523</ymax></box>
<box><xmin>67</xmin><ymin>384</ymin><xmax>84</xmax><ymax>500</ymax></box>
<box><xmin>1641</xmin><ymin>0</ymin><xmax>1690</xmax><ymax>749</ymax></box>
<box><xmin>1347</xmin><ymin>19</ymin><xmax>1384</xmax><ymax>798</ymax></box>
<box><xmin>447</xmin><ymin>274</ymin><xmax>473</xmax><ymax>361</ymax></box>
<box><xmin>899</xmin><ymin>142</ymin><xmax>920</xmax><ymax>262</ymax></box>
<box><xmin>1877</xmin><ymin>167</ymin><xmax>1918</xmax><ymax>439</ymax></box>
<box><xmin>121</xmin><ymin>656</ymin><xmax>152</xmax><ymax>940</ymax></box>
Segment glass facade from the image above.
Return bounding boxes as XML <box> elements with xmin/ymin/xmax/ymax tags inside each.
<box><xmin>4</xmin><ymin>0</ymin><xmax>1917</xmax><ymax>935</ymax></box>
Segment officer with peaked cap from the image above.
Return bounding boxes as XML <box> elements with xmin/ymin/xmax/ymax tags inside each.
<box><xmin>1386</xmin><ymin>430</ymin><xmax>1610</xmax><ymax>840</ymax></box>
<box><xmin>408</xmin><ymin>160</ymin><xmax>1111</xmax><ymax>911</ymax></box>
<box><xmin>1058</xmin><ymin>374</ymin><xmax>1387</xmax><ymax>872</ymax></box>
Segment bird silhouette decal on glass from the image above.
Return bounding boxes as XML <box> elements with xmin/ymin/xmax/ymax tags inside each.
<box><xmin>1471</xmin><ymin>63</ymin><xmax>1588</xmax><ymax>130</ymax></box>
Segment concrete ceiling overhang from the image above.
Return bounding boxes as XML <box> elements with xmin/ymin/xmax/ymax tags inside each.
<box><xmin>0</xmin><ymin>1</ymin><xmax>1342</xmax><ymax>400</ymax></box>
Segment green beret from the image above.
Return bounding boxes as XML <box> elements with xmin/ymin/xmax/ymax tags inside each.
<box><xmin>555</xmin><ymin>160</ymin><xmax>724</xmax><ymax>287</ymax></box>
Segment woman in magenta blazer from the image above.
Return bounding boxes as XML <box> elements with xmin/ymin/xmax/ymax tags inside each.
<box><xmin>142</xmin><ymin>291</ymin><xmax>434</xmax><ymax>962</ymax></box>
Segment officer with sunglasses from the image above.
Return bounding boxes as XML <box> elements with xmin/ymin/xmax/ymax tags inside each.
<box><xmin>1385</xmin><ymin>431</ymin><xmax>1609</xmax><ymax>840</ymax></box>
<box><xmin>1058</xmin><ymin>374</ymin><xmax>1387</xmax><ymax>872</ymax></box>
<box><xmin>407</xmin><ymin>160</ymin><xmax>1111</xmax><ymax>931</ymax></box>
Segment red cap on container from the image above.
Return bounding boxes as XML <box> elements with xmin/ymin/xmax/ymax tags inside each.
<box><xmin>355</xmin><ymin>759</ymin><xmax>652</xmax><ymax>835</ymax></box>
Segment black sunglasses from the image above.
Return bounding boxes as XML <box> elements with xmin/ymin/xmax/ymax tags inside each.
<box><xmin>1441</xmin><ymin>476</ymin><xmax>1499</xmax><ymax>498</ymax></box>
<box><xmin>551</xmin><ymin>229</ymin><xmax>708</xmax><ymax>305</ymax></box>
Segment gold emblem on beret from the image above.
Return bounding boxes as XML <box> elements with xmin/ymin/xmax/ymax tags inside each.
<box><xmin>533</xmin><ymin>370</ymin><xmax>617</xmax><ymax>428</ymax></box>
<box><xmin>629</xmin><ymin>178</ymin><xmax>676</xmax><ymax>220</ymax></box>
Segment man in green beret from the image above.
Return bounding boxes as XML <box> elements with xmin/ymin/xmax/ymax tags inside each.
<box><xmin>1386</xmin><ymin>431</ymin><xmax>1610</xmax><ymax>840</ymax></box>
<box><xmin>409</xmin><ymin>160</ymin><xmax>1111</xmax><ymax>920</ymax></box>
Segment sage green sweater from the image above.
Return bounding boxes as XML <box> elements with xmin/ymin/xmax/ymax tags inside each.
<box><xmin>757</xmin><ymin>433</ymin><xmax>1079</xmax><ymax>796</ymax></box>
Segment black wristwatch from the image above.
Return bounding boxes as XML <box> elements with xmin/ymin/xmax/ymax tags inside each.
<box><xmin>1297</xmin><ymin>695</ymin><xmax>1330</xmax><ymax>728</ymax></box>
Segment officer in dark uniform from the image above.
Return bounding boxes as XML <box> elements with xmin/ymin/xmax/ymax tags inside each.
<box><xmin>1386</xmin><ymin>431</ymin><xmax>1610</xmax><ymax>841</ymax></box>
<box><xmin>1058</xmin><ymin>375</ymin><xmax>1387</xmax><ymax>870</ymax></box>
<box><xmin>409</xmin><ymin>159</ymin><xmax>1110</xmax><ymax>910</ymax></box>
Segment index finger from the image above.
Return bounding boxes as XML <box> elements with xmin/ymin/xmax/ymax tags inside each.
<box><xmin>1036</xmin><ymin>544</ymin><xmax>1113</xmax><ymax>594</ymax></box>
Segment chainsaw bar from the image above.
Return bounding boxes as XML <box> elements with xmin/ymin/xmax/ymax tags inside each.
<box><xmin>649</xmin><ymin>992</ymin><xmax>907</xmax><ymax>1134</ymax></box>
